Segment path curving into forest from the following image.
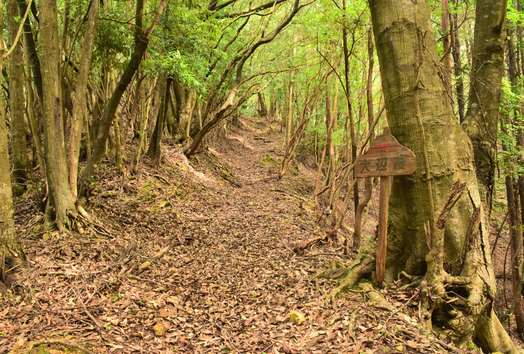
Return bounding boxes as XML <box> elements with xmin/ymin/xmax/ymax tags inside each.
<box><xmin>3</xmin><ymin>116</ymin><xmax>467</xmax><ymax>353</ymax></box>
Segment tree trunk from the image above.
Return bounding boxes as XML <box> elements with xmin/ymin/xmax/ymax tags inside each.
<box><xmin>16</xmin><ymin>0</ymin><xmax>44</xmax><ymax>106</ymax></box>
<box><xmin>8</xmin><ymin>0</ymin><xmax>32</xmax><ymax>189</ymax></box>
<box><xmin>0</xmin><ymin>0</ymin><xmax>26</xmax><ymax>285</ymax></box>
<box><xmin>334</xmin><ymin>0</ymin><xmax>517</xmax><ymax>350</ymax></box>
<box><xmin>461</xmin><ymin>0</ymin><xmax>507</xmax><ymax>211</ymax></box>
<box><xmin>441</xmin><ymin>0</ymin><xmax>452</xmax><ymax>95</ymax></box>
<box><xmin>285</xmin><ymin>71</ymin><xmax>294</xmax><ymax>148</ymax></box>
<box><xmin>40</xmin><ymin>0</ymin><xmax>77</xmax><ymax>230</ymax></box>
<box><xmin>354</xmin><ymin>28</ymin><xmax>376</xmax><ymax>250</ymax></box>
<box><xmin>69</xmin><ymin>0</ymin><xmax>100</xmax><ymax>200</ymax></box>
<box><xmin>341</xmin><ymin>0</ymin><xmax>359</xmax><ymax>223</ymax></box>
<box><xmin>257</xmin><ymin>93</ymin><xmax>268</xmax><ymax>117</ymax></box>
<box><xmin>504</xmin><ymin>25</ymin><xmax>524</xmax><ymax>337</ymax></box>
<box><xmin>147</xmin><ymin>77</ymin><xmax>171</xmax><ymax>164</ymax></box>
<box><xmin>451</xmin><ymin>0</ymin><xmax>465</xmax><ymax>123</ymax></box>
<box><xmin>82</xmin><ymin>0</ymin><xmax>166</xmax><ymax>180</ymax></box>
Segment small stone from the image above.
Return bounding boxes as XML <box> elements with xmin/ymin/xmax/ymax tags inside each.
<box><xmin>159</xmin><ymin>309</ymin><xmax>169</xmax><ymax>318</ymax></box>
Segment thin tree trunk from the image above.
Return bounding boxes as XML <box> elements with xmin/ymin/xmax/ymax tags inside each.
<box><xmin>285</xmin><ymin>71</ymin><xmax>295</xmax><ymax>148</ymax></box>
<box><xmin>24</xmin><ymin>53</ymin><xmax>45</xmax><ymax>173</ymax></box>
<box><xmin>83</xmin><ymin>0</ymin><xmax>166</xmax><ymax>180</ymax></box>
<box><xmin>451</xmin><ymin>0</ymin><xmax>465</xmax><ymax>122</ymax></box>
<box><xmin>8</xmin><ymin>0</ymin><xmax>31</xmax><ymax>188</ymax></box>
<box><xmin>441</xmin><ymin>0</ymin><xmax>452</xmax><ymax>94</ymax></box>
<box><xmin>16</xmin><ymin>0</ymin><xmax>43</xmax><ymax>106</ymax></box>
<box><xmin>341</xmin><ymin>0</ymin><xmax>359</xmax><ymax>221</ymax></box>
<box><xmin>40</xmin><ymin>0</ymin><xmax>77</xmax><ymax>230</ymax></box>
<box><xmin>353</xmin><ymin>28</ymin><xmax>376</xmax><ymax>250</ymax></box>
<box><xmin>147</xmin><ymin>77</ymin><xmax>172</xmax><ymax>164</ymax></box>
<box><xmin>0</xmin><ymin>0</ymin><xmax>26</xmax><ymax>284</ymax></box>
<box><xmin>257</xmin><ymin>93</ymin><xmax>268</xmax><ymax>117</ymax></box>
<box><xmin>69</xmin><ymin>0</ymin><xmax>99</xmax><ymax>199</ymax></box>
<box><xmin>505</xmin><ymin>25</ymin><xmax>524</xmax><ymax>337</ymax></box>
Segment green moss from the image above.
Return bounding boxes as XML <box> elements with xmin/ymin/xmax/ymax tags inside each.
<box><xmin>138</xmin><ymin>178</ymin><xmax>189</xmax><ymax>204</ymax></box>
<box><xmin>260</xmin><ymin>154</ymin><xmax>277</xmax><ymax>167</ymax></box>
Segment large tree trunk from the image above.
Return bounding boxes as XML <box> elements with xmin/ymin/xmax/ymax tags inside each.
<box><xmin>461</xmin><ymin>0</ymin><xmax>507</xmax><ymax>211</ymax></box>
<box><xmin>333</xmin><ymin>0</ymin><xmax>516</xmax><ymax>351</ymax></box>
<box><xmin>7</xmin><ymin>0</ymin><xmax>32</xmax><ymax>190</ymax></box>
<box><xmin>40</xmin><ymin>0</ymin><xmax>77</xmax><ymax>230</ymax></box>
<box><xmin>0</xmin><ymin>0</ymin><xmax>26</xmax><ymax>286</ymax></box>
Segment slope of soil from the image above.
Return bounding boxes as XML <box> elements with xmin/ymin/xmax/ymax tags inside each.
<box><xmin>2</xmin><ymin>115</ymin><xmax>482</xmax><ymax>353</ymax></box>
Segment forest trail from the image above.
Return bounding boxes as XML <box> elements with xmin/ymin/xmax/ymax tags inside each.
<box><xmin>3</xmin><ymin>116</ymin><xmax>470</xmax><ymax>353</ymax></box>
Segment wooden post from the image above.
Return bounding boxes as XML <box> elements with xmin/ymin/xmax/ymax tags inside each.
<box><xmin>376</xmin><ymin>175</ymin><xmax>391</xmax><ymax>287</ymax></box>
<box><xmin>354</xmin><ymin>130</ymin><xmax>416</xmax><ymax>288</ymax></box>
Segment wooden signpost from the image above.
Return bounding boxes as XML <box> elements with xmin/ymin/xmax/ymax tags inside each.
<box><xmin>354</xmin><ymin>129</ymin><xmax>416</xmax><ymax>287</ymax></box>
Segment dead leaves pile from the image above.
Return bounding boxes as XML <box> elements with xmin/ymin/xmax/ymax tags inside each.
<box><xmin>2</xmin><ymin>116</ymin><xmax>466</xmax><ymax>353</ymax></box>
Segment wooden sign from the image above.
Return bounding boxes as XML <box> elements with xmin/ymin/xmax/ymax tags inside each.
<box><xmin>355</xmin><ymin>130</ymin><xmax>416</xmax><ymax>288</ymax></box>
<box><xmin>355</xmin><ymin>133</ymin><xmax>416</xmax><ymax>178</ymax></box>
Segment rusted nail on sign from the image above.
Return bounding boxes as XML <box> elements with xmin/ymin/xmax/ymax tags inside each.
<box><xmin>354</xmin><ymin>130</ymin><xmax>416</xmax><ymax>288</ymax></box>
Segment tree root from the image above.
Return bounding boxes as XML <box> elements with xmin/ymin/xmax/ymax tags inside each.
<box><xmin>27</xmin><ymin>339</ymin><xmax>92</xmax><ymax>354</ymax></box>
<box><xmin>294</xmin><ymin>235</ymin><xmax>327</xmax><ymax>255</ymax></box>
<box><xmin>325</xmin><ymin>241</ymin><xmax>375</xmax><ymax>303</ymax></box>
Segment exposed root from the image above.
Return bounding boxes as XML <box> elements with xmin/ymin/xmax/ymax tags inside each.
<box><xmin>325</xmin><ymin>241</ymin><xmax>376</xmax><ymax>303</ymax></box>
<box><xmin>294</xmin><ymin>234</ymin><xmax>329</xmax><ymax>255</ymax></box>
<box><xmin>27</xmin><ymin>339</ymin><xmax>92</xmax><ymax>354</ymax></box>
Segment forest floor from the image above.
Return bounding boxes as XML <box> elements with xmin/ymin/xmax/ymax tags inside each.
<box><xmin>1</xmin><ymin>115</ymin><xmax>518</xmax><ymax>353</ymax></box>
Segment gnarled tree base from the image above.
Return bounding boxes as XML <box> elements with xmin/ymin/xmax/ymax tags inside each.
<box><xmin>326</xmin><ymin>243</ymin><xmax>518</xmax><ymax>353</ymax></box>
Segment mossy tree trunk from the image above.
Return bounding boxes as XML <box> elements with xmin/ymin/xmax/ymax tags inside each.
<box><xmin>69</xmin><ymin>0</ymin><xmax>100</xmax><ymax>200</ymax></box>
<box><xmin>0</xmin><ymin>0</ymin><xmax>27</xmax><ymax>284</ymax></box>
<box><xmin>461</xmin><ymin>0</ymin><xmax>507</xmax><ymax>211</ymax></box>
<box><xmin>40</xmin><ymin>0</ymin><xmax>77</xmax><ymax>231</ymax></box>
<box><xmin>339</xmin><ymin>0</ymin><xmax>516</xmax><ymax>351</ymax></box>
<box><xmin>7</xmin><ymin>0</ymin><xmax>32</xmax><ymax>190</ymax></box>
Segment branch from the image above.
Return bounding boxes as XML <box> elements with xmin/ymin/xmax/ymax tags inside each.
<box><xmin>221</xmin><ymin>0</ymin><xmax>288</xmax><ymax>18</ymax></box>
<box><xmin>3</xmin><ymin>0</ymin><xmax>32</xmax><ymax>59</ymax></box>
<box><xmin>144</xmin><ymin>0</ymin><xmax>167</xmax><ymax>40</ymax></box>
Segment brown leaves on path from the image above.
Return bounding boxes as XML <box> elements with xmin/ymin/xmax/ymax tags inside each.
<box><xmin>2</xmin><ymin>116</ymin><xmax>465</xmax><ymax>353</ymax></box>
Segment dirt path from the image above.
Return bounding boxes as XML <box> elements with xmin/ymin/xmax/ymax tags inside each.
<box><xmin>2</xmin><ymin>116</ymin><xmax>467</xmax><ymax>353</ymax></box>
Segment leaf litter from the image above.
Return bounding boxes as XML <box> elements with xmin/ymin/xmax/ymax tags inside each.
<box><xmin>2</xmin><ymin>116</ymin><xmax>476</xmax><ymax>353</ymax></box>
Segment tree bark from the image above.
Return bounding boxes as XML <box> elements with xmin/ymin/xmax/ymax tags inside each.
<box><xmin>441</xmin><ymin>0</ymin><xmax>452</xmax><ymax>94</ymax></box>
<box><xmin>461</xmin><ymin>0</ymin><xmax>507</xmax><ymax>211</ymax></box>
<box><xmin>353</xmin><ymin>28</ymin><xmax>376</xmax><ymax>250</ymax></box>
<box><xmin>15</xmin><ymin>0</ymin><xmax>44</xmax><ymax>105</ymax></box>
<box><xmin>147</xmin><ymin>77</ymin><xmax>171</xmax><ymax>164</ymax></box>
<box><xmin>336</xmin><ymin>0</ymin><xmax>516</xmax><ymax>350</ymax></box>
<box><xmin>8</xmin><ymin>0</ymin><xmax>32</xmax><ymax>188</ymax></box>
<box><xmin>451</xmin><ymin>0</ymin><xmax>465</xmax><ymax>123</ymax></box>
<box><xmin>0</xmin><ymin>0</ymin><xmax>26</xmax><ymax>285</ymax></box>
<box><xmin>40</xmin><ymin>0</ymin><xmax>77</xmax><ymax>230</ymax></box>
<box><xmin>341</xmin><ymin>0</ymin><xmax>359</xmax><ymax>224</ymax></box>
<box><xmin>504</xmin><ymin>24</ymin><xmax>524</xmax><ymax>337</ymax></box>
<box><xmin>82</xmin><ymin>0</ymin><xmax>166</xmax><ymax>180</ymax></box>
<box><xmin>69</xmin><ymin>0</ymin><xmax>100</xmax><ymax>199</ymax></box>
